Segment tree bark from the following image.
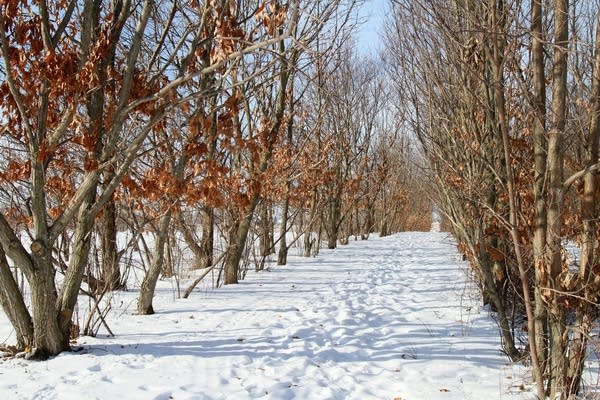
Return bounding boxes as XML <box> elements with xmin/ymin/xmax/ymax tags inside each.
<box><xmin>477</xmin><ymin>238</ymin><xmax>520</xmax><ymax>360</ymax></box>
<box><xmin>30</xmin><ymin>243</ymin><xmax>67</xmax><ymax>358</ymax></box>
<box><xmin>199</xmin><ymin>208</ymin><xmax>214</xmax><ymax>268</ymax></box>
<box><xmin>259</xmin><ymin>201</ymin><xmax>274</xmax><ymax>258</ymax></box>
<box><xmin>530</xmin><ymin>0</ymin><xmax>550</xmax><ymax>385</ymax></box>
<box><xmin>100</xmin><ymin>184</ymin><xmax>121</xmax><ymax>291</ymax></box>
<box><xmin>303</xmin><ymin>190</ymin><xmax>318</xmax><ymax>257</ymax></box>
<box><xmin>327</xmin><ymin>197</ymin><xmax>341</xmax><ymax>249</ymax></box>
<box><xmin>566</xmin><ymin>8</ymin><xmax>600</xmax><ymax>398</ymax></box>
<box><xmin>0</xmin><ymin>246</ymin><xmax>33</xmax><ymax>350</ymax></box>
<box><xmin>546</xmin><ymin>1</ymin><xmax>568</xmax><ymax>396</ymax></box>
<box><xmin>177</xmin><ymin>211</ymin><xmax>205</xmax><ymax>269</ymax></box>
<box><xmin>137</xmin><ymin>210</ymin><xmax>172</xmax><ymax>315</ymax></box>
<box><xmin>277</xmin><ymin>194</ymin><xmax>290</xmax><ymax>265</ymax></box>
<box><xmin>177</xmin><ymin>208</ymin><xmax>214</xmax><ymax>270</ymax></box>
<box><xmin>224</xmin><ymin>200</ymin><xmax>258</xmax><ymax>285</ymax></box>
<box><xmin>56</xmin><ymin>175</ymin><xmax>100</xmax><ymax>341</ymax></box>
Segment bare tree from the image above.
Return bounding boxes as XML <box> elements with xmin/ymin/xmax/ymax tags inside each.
<box><xmin>386</xmin><ymin>0</ymin><xmax>600</xmax><ymax>396</ymax></box>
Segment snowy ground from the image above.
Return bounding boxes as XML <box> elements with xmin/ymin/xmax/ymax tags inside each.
<box><xmin>0</xmin><ymin>232</ymin><xmax>543</xmax><ymax>399</ymax></box>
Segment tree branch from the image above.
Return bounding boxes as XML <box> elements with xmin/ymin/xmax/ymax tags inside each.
<box><xmin>38</xmin><ymin>1</ymin><xmax>54</xmax><ymax>52</ymax></box>
<box><xmin>124</xmin><ymin>19</ymin><xmax>300</xmax><ymax>115</ymax></box>
<box><xmin>52</xmin><ymin>0</ymin><xmax>77</xmax><ymax>46</ymax></box>
<box><xmin>0</xmin><ymin>214</ymin><xmax>34</xmax><ymax>278</ymax></box>
<box><xmin>563</xmin><ymin>161</ymin><xmax>600</xmax><ymax>191</ymax></box>
<box><xmin>0</xmin><ymin>14</ymin><xmax>35</xmax><ymax>147</ymax></box>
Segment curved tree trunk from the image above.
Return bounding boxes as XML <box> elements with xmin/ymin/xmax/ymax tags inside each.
<box><xmin>477</xmin><ymin>240</ymin><xmax>520</xmax><ymax>361</ymax></box>
<box><xmin>56</xmin><ymin>176</ymin><xmax>100</xmax><ymax>343</ymax></box>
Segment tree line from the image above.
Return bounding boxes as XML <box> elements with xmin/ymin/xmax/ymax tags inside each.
<box><xmin>385</xmin><ymin>0</ymin><xmax>600</xmax><ymax>398</ymax></box>
<box><xmin>0</xmin><ymin>1</ymin><xmax>429</xmax><ymax>360</ymax></box>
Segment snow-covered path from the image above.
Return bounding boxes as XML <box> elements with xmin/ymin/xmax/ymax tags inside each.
<box><xmin>0</xmin><ymin>232</ymin><xmax>528</xmax><ymax>399</ymax></box>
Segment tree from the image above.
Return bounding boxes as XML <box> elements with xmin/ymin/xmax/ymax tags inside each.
<box><xmin>0</xmin><ymin>0</ymin><xmax>168</xmax><ymax>359</ymax></box>
<box><xmin>216</xmin><ymin>0</ymin><xmax>358</xmax><ymax>282</ymax></box>
<box><xmin>386</xmin><ymin>0</ymin><xmax>600</xmax><ymax>396</ymax></box>
<box><xmin>386</xmin><ymin>0</ymin><xmax>522</xmax><ymax>361</ymax></box>
<box><xmin>0</xmin><ymin>0</ymin><xmax>298</xmax><ymax>357</ymax></box>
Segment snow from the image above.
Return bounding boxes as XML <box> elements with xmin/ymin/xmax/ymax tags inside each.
<box><xmin>0</xmin><ymin>232</ymin><xmax>535</xmax><ymax>399</ymax></box>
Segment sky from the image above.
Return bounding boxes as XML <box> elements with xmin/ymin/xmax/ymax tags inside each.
<box><xmin>356</xmin><ymin>0</ymin><xmax>388</xmax><ymax>55</ymax></box>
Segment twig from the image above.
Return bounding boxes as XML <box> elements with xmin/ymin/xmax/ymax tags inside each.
<box><xmin>539</xmin><ymin>286</ymin><xmax>600</xmax><ymax>307</ymax></box>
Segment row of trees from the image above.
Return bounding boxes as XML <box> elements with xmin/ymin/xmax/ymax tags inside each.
<box><xmin>385</xmin><ymin>0</ymin><xmax>599</xmax><ymax>398</ymax></box>
<box><xmin>0</xmin><ymin>1</ymin><xmax>429</xmax><ymax>360</ymax></box>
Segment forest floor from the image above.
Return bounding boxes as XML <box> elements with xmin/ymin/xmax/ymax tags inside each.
<box><xmin>1</xmin><ymin>231</ymin><xmax>588</xmax><ymax>399</ymax></box>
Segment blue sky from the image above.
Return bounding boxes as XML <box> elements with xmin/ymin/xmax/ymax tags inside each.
<box><xmin>356</xmin><ymin>0</ymin><xmax>388</xmax><ymax>54</ymax></box>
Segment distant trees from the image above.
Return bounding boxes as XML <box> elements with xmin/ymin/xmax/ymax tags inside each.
<box><xmin>386</xmin><ymin>0</ymin><xmax>600</xmax><ymax>397</ymax></box>
<box><xmin>293</xmin><ymin>45</ymin><xmax>430</xmax><ymax>252</ymax></box>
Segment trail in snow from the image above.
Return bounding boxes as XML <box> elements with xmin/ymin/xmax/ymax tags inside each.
<box><xmin>0</xmin><ymin>232</ymin><xmax>531</xmax><ymax>399</ymax></box>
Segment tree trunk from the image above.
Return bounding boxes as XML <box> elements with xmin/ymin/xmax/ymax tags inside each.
<box><xmin>327</xmin><ymin>197</ymin><xmax>341</xmax><ymax>249</ymax></box>
<box><xmin>177</xmin><ymin>209</ymin><xmax>214</xmax><ymax>270</ymax></box>
<box><xmin>224</xmin><ymin>200</ymin><xmax>258</xmax><ymax>285</ymax></box>
<box><xmin>56</xmin><ymin>185</ymin><xmax>99</xmax><ymax>341</ymax></box>
<box><xmin>546</xmin><ymin>1</ymin><xmax>568</xmax><ymax>396</ymax></box>
<box><xmin>489</xmin><ymin>3</ymin><xmax>544</xmax><ymax>395</ymax></box>
<box><xmin>277</xmin><ymin>194</ymin><xmax>290</xmax><ymax>265</ymax></box>
<box><xmin>100</xmin><ymin>189</ymin><xmax>121</xmax><ymax>291</ymax></box>
<box><xmin>479</xmin><ymin>239</ymin><xmax>520</xmax><ymax>360</ymax></box>
<box><xmin>137</xmin><ymin>211</ymin><xmax>172</xmax><ymax>315</ymax></box>
<box><xmin>200</xmin><ymin>208</ymin><xmax>214</xmax><ymax>268</ymax></box>
<box><xmin>303</xmin><ymin>231</ymin><xmax>313</xmax><ymax>257</ymax></box>
<box><xmin>30</xmin><ymin>244</ymin><xmax>67</xmax><ymax>358</ymax></box>
<box><xmin>0</xmin><ymin>246</ymin><xmax>33</xmax><ymax>350</ymax></box>
<box><xmin>548</xmin><ymin>315</ymin><xmax>567</xmax><ymax>398</ymax></box>
<box><xmin>223</xmin><ymin>31</ymin><xmax>295</xmax><ymax>280</ymax></box>
<box><xmin>178</xmin><ymin>211</ymin><xmax>204</xmax><ymax>269</ymax></box>
<box><xmin>530</xmin><ymin>0</ymin><xmax>550</xmax><ymax>385</ymax></box>
<box><xmin>56</xmin><ymin>8</ymin><xmax>107</xmax><ymax>336</ymax></box>
<box><xmin>362</xmin><ymin>207</ymin><xmax>374</xmax><ymax>240</ymax></box>
<box><xmin>303</xmin><ymin>191</ymin><xmax>318</xmax><ymax>257</ymax></box>
<box><xmin>259</xmin><ymin>201</ymin><xmax>274</xmax><ymax>257</ymax></box>
<box><xmin>278</xmin><ymin>77</ymin><xmax>295</xmax><ymax>266</ymax></box>
<box><xmin>566</xmin><ymin>313</ymin><xmax>591</xmax><ymax>399</ymax></box>
<box><xmin>380</xmin><ymin>217</ymin><xmax>389</xmax><ymax>237</ymax></box>
<box><xmin>163</xmin><ymin>225</ymin><xmax>175</xmax><ymax>278</ymax></box>
<box><xmin>565</xmin><ymin>7</ymin><xmax>600</xmax><ymax>398</ymax></box>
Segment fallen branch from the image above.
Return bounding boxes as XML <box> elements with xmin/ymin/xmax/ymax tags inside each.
<box><xmin>182</xmin><ymin>252</ymin><xmax>226</xmax><ymax>298</ymax></box>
